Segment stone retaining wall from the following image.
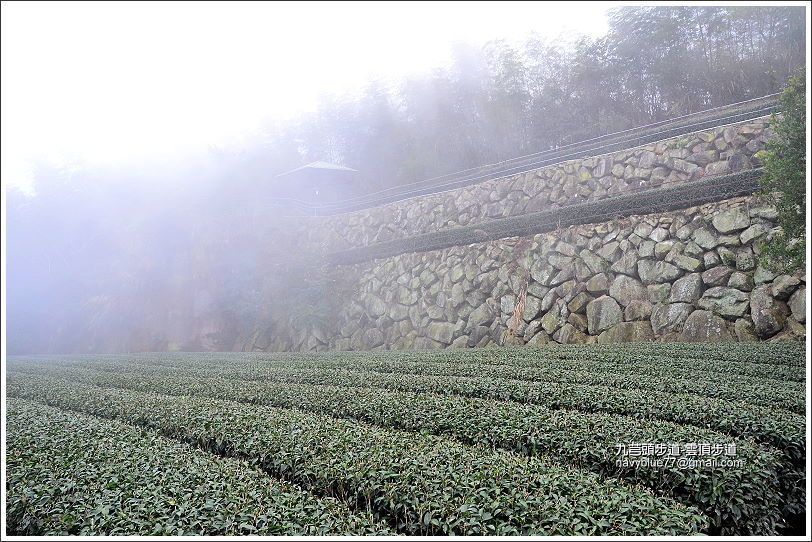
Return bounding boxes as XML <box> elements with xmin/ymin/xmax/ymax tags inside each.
<box><xmin>256</xmin><ymin>194</ymin><xmax>804</xmax><ymax>352</ymax></box>
<box><xmin>311</xmin><ymin>117</ymin><xmax>772</xmax><ymax>252</ymax></box>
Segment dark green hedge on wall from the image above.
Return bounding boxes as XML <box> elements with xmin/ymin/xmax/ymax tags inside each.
<box><xmin>329</xmin><ymin>169</ymin><xmax>763</xmax><ymax>265</ymax></box>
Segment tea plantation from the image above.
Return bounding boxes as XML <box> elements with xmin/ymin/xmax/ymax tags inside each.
<box><xmin>5</xmin><ymin>342</ymin><xmax>806</xmax><ymax>536</ymax></box>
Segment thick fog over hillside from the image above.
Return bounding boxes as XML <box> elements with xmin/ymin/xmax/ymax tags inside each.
<box><xmin>3</xmin><ymin>4</ymin><xmax>806</xmax><ymax>354</ymax></box>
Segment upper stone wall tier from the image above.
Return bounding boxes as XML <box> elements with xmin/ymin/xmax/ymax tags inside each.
<box><xmin>311</xmin><ymin>117</ymin><xmax>771</xmax><ymax>252</ymax></box>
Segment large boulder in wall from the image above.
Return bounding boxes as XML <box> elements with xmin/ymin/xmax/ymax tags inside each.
<box><xmin>750</xmin><ymin>285</ymin><xmax>788</xmax><ymax>339</ymax></box>
<box><xmin>680</xmin><ymin>310</ymin><xmax>733</xmax><ymax>342</ymax></box>
<box><xmin>597</xmin><ymin>322</ymin><xmax>655</xmax><ymax>343</ymax></box>
<box><xmin>586</xmin><ymin>296</ymin><xmax>623</xmax><ymax>335</ymax></box>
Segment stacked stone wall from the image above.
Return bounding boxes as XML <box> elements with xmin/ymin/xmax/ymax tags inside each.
<box><xmin>255</xmin><ymin>193</ymin><xmax>804</xmax><ymax>353</ymax></box>
<box><xmin>312</xmin><ymin>117</ymin><xmax>772</xmax><ymax>252</ymax></box>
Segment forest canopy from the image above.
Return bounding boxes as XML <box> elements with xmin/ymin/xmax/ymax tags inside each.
<box><xmin>259</xmin><ymin>5</ymin><xmax>806</xmax><ymax>192</ymax></box>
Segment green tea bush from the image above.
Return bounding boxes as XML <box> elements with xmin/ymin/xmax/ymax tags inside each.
<box><xmin>7</xmin><ymin>376</ymin><xmax>708</xmax><ymax>536</ymax></box>
<box><xmin>5</xmin><ymin>399</ymin><xmax>389</xmax><ymax>536</ymax></box>
<box><xmin>31</xmin><ymin>367</ymin><xmax>787</xmax><ymax>535</ymax></box>
<box><xmin>7</xmin><ymin>342</ymin><xmax>804</xmax><ymax>535</ymax></box>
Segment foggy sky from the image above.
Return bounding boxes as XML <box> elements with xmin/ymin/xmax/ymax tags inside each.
<box><xmin>2</xmin><ymin>1</ymin><xmax>614</xmax><ymax>195</ymax></box>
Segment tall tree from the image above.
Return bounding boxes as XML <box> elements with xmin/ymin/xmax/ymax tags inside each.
<box><xmin>758</xmin><ymin>70</ymin><xmax>806</xmax><ymax>273</ymax></box>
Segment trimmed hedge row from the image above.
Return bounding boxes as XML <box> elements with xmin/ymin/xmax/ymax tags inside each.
<box><xmin>5</xmin><ymin>398</ymin><xmax>389</xmax><ymax>536</ymax></box>
<box><xmin>550</xmin><ymin>342</ymin><xmax>805</xmax><ymax>367</ymax></box>
<box><xmin>10</xmin><ymin>342</ymin><xmax>803</xmax><ymax>374</ymax></box>
<box><xmin>182</xmin><ymin>357</ymin><xmax>801</xmax><ymax>414</ymax></box>
<box><xmin>148</xmin><ymin>364</ymin><xmax>803</xmax><ymax>460</ymax></box>
<box><xmin>6</xmin><ymin>375</ymin><xmax>709</xmax><ymax>536</ymax></box>
<box><xmin>279</xmin><ymin>352</ymin><xmax>806</xmax><ymax>385</ymax></box>
<box><xmin>378</xmin><ymin>343</ymin><xmax>808</xmax><ymax>376</ymax></box>
<box><xmin>13</xmin><ymin>355</ymin><xmax>801</xmax><ymax>412</ymax></box>
<box><xmin>37</xmin><ymin>367</ymin><xmax>789</xmax><ymax>535</ymax></box>
<box><xmin>478</xmin><ymin>353</ymin><xmax>806</xmax><ymax>382</ymax></box>
<box><xmin>335</xmin><ymin>360</ymin><xmax>802</xmax><ymax>414</ymax></box>
<box><xmin>291</xmin><ymin>346</ymin><xmax>807</xmax><ymax>380</ymax></box>
<box><xmin>13</xmin><ymin>355</ymin><xmax>800</xmax><ymax>459</ymax></box>
<box><xmin>329</xmin><ymin>169</ymin><xmax>763</xmax><ymax>264</ymax></box>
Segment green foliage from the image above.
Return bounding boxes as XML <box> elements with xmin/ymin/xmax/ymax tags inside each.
<box><xmin>7</xmin><ymin>374</ymin><xmax>708</xmax><ymax>536</ymax></box>
<box><xmin>6</xmin><ymin>341</ymin><xmax>806</xmax><ymax>535</ymax></box>
<box><xmin>5</xmin><ymin>399</ymin><xmax>389</xmax><ymax>536</ymax></box>
<box><xmin>757</xmin><ymin>71</ymin><xmax>807</xmax><ymax>273</ymax></box>
<box><xmin>19</xmin><ymin>367</ymin><xmax>786</xmax><ymax>535</ymax></box>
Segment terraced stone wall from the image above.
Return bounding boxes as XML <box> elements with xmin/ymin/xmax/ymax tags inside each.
<box><xmin>255</xmin><ymin>193</ymin><xmax>805</xmax><ymax>352</ymax></box>
<box><xmin>311</xmin><ymin>117</ymin><xmax>772</xmax><ymax>252</ymax></box>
